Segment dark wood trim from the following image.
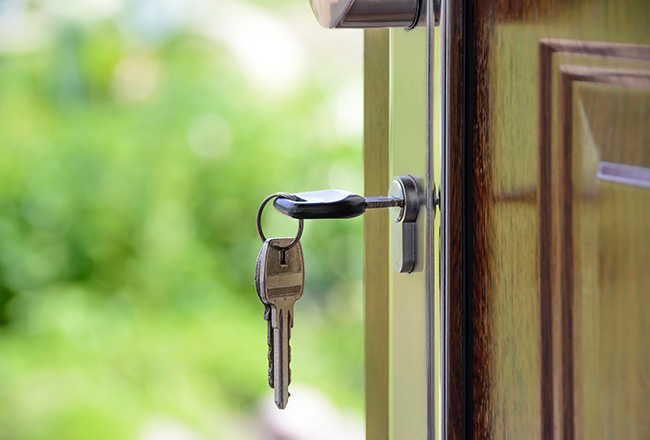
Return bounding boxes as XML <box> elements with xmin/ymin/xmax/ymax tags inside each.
<box><xmin>560</xmin><ymin>65</ymin><xmax>650</xmax><ymax>440</ymax></box>
<box><xmin>557</xmin><ymin>67</ymin><xmax>576</xmax><ymax>440</ymax></box>
<box><xmin>538</xmin><ymin>39</ymin><xmax>556</xmax><ymax>440</ymax></box>
<box><xmin>442</xmin><ymin>0</ymin><xmax>473</xmax><ymax>438</ymax></box>
<box><xmin>539</xmin><ymin>39</ymin><xmax>650</xmax><ymax>62</ymax></box>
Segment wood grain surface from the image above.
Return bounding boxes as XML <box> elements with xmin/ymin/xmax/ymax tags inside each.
<box><xmin>441</xmin><ymin>0</ymin><xmax>470</xmax><ymax>437</ymax></box>
<box><xmin>444</xmin><ymin>1</ymin><xmax>650</xmax><ymax>439</ymax></box>
<box><xmin>558</xmin><ymin>67</ymin><xmax>650</xmax><ymax>440</ymax></box>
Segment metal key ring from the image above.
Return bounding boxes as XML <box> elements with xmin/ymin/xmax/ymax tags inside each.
<box><xmin>256</xmin><ymin>192</ymin><xmax>304</xmax><ymax>250</ymax></box>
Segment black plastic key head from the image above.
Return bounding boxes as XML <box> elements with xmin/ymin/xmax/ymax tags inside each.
<box><xmin>273</xmin><ymin>190</ymin><xmax>368</xmax><ymax>219</ymax></box>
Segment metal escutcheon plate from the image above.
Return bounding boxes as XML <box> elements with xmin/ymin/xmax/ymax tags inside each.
<box><xmin>389</xmin><ymin>175</ymin><xmax>424</xmax><ymax>273</ymax></box>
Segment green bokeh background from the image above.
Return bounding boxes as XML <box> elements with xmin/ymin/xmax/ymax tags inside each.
<box><xmin>0</xmin><ymin>1</ymin><xmax>364</xmax><ymax>438</ymax></box>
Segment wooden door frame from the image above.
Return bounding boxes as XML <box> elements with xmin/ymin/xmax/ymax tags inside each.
<box><xmin>363</xmin><ymin>11</ymin><xmax>439</xmax><ymax>438</ymax></box>
<box><xmin>363</xmin><ymin>28</ymin><xmax>391</xmax><ymax>440</ymax></box>
<box><xmin>362</xmin><ymin>1</ymin><xmax>473</xmax><ymax>437</ymax></box>
<box><xmin>440</xmin><ymin>0</ymin><xmax>471</xmax><ymax>438</ymax></box>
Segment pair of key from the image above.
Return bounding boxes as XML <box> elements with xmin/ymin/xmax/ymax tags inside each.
<box><xmin>255</xmin><ymin>237</ymin><xmax>304</xmax><ymax>410</ymax></box>
<box><xmin>254</xmin><ymin>188</ymin><xmax>408</xmax><ymax>409</ymax></box>
<box><xmin>254</xmin><ymin>193</ymin><xmax>306</xmax><ymax>410</ymax></box>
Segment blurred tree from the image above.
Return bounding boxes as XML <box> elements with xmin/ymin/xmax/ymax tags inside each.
<box><xmin>0</xmin><ymin>1</ymin><xmax>364</xmax><ymax>438</ymax></box>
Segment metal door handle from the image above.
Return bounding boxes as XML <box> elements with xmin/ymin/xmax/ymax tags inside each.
<box><xmin>308</xmin><ymin>0</ymin><xmax>422</xmax><ymax>29</ymax></box>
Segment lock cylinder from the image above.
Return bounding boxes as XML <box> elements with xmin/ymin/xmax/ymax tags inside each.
<box><xmin>389</xmin><ymin>175</ymin><xmax>424</xmax><ymax>273</ymax></box>
<box><xmin>309</xmin><ymin>0</ymin><xmax>421</xmax><ymax>29</ymax></box>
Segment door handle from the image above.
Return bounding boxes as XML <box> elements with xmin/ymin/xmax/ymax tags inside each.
<box><xmin>309</xmin><ymin>0</ymin><xmax>422</xmax><ymax>29</ymax></box>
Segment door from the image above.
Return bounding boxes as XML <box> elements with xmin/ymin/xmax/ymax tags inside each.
<box><xmin>315</xmin><ymin>0</ymin><xmax>650</xmax><ymax>438</ymax></box>
<box><xmin>441</xmin><ymin>0</ymin><xmax>650</xmax><ymax>439</ymax></box>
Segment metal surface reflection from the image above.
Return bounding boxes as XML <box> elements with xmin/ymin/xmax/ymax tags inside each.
<box><xmin>308</xmin><ymin>0</ymin><xmax>420</xmax><ymax>29</ymax></box>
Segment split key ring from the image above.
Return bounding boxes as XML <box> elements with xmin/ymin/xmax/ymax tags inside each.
<box><xmin>256</xmin><ymin>193</ymin><xmax>304</xmax><ymax>251</ymax></box>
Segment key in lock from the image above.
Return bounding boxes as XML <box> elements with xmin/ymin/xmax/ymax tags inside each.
<box><xmin>274</xmin><ymin>175</ymin><xmax>427</xmax><ymax>273</ymax></box>
<box><xmin>253</xmin><ymin>176</ymin><xmax>429</xmax><ymax>410</ymax></box>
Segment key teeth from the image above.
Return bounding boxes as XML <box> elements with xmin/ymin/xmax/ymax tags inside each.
<box><xmin>267</xmin><ymin>318</ymin><xmax>274</xmax><ymax>389</ymax></box>
<box><xmin>267</xmin><ymin>346</ymin><xmax>274</xmax><ymax>388</ymax></box>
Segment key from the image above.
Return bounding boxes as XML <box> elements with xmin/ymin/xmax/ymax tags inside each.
<box><xmin>255</xmin><ymin>248</ymin><xmax>275</xmax><ymax>388</ymax></box>
<box><xmin>273</xmin><ymin>189</ymin><xmax>404</xmax><ymax>219</ymax></box>
<box><xmin>255</xmin><ymin>237</ymin><xmax>304</xmax><ymax>409</ymax></box>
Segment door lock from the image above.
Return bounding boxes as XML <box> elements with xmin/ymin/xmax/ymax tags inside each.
<box><xmin>273</xmin><ymin>175</ymin><xmax>425</xmax><ymax>273</ymax></box>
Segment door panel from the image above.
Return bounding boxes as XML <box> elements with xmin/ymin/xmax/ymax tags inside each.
<box><xmin>542</xmin><ymin>41</ymin><xmax>650</xmax><ymax>439</ymax></box>
<box><xmin>560</xmin><ymin>75</ymin><xmax>650</xmax><ymax>439</ymax></box>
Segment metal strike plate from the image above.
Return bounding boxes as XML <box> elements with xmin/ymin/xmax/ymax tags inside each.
<box><xmin>389</xmin><ymin>175</ymin><xmax>424</xmax><ymax>273</ymax></box>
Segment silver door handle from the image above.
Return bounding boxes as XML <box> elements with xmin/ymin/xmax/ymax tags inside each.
<box><xmin>308</xmin><ymin>0</ymin><xmax>422</xmax><ymax>29</ymax></box>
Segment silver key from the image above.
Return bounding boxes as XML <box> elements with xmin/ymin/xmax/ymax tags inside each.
<box><xmin>255</xmin><ymin>252</ymin><xmax>275</xmax><ymax>388</ymax></box>
<box><xmin>255</xmin><ymin>237</ymin><xmax>304</xmax><ymax>409</ymax></box>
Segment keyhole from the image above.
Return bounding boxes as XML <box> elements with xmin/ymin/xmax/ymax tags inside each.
<box><xmin>280</xmin><ymin>249</ymin><xmax>289</xmax><ymax>266</ymax></box>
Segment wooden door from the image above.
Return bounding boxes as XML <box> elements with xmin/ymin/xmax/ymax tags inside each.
<box><xmin>442</xmin><ymin>0</ymin><xmax>650</xmax><ymax>439</ymax></box>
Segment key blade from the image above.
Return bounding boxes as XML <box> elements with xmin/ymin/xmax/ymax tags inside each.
<box><xmin>273</xmin><ymin>305</ymin><xmax>292</xmax><ymax>409</ymax></box>
<box><xmin>364</xmin><ymin>195</ymin><xmax>404</xmax><ymax>209</ymax></box>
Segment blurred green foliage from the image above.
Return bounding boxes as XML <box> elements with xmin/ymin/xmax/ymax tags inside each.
<box><xmin>0</xmin><ymin>3</ymin><xmax>363</xmax><ymax>438</ymax></box>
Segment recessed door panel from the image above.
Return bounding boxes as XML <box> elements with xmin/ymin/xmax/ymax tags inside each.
<box><xmin>563</xmin><ymin>75</ymin><xmax>650</xmax><ymax>440</ymax></box>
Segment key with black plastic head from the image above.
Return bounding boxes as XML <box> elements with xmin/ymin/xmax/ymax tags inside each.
<box><xmin>273</xmin><ymin>189</ymin><xmax>403</xmax><ymax>219</ymax></box>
